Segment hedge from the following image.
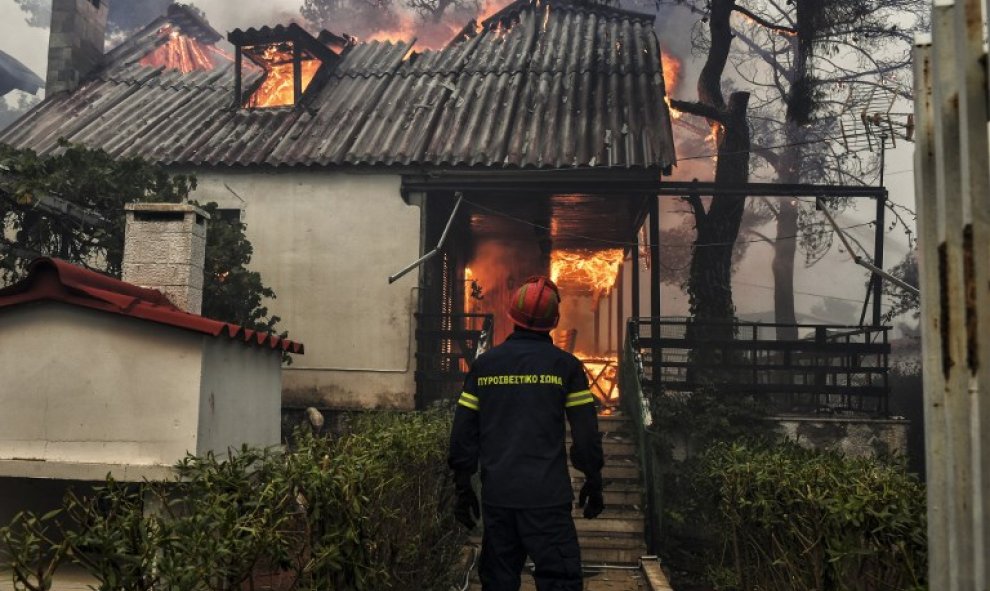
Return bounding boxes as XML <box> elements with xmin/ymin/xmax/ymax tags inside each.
<box><xmin>0</xmin><ymin>409</ymin><xmax>465</xmax><ymax>591</ymax></box>
<box><xmin>701</xmin><ymin>441</ymin><xmax>927</xmax><ymax>591</ymax></box>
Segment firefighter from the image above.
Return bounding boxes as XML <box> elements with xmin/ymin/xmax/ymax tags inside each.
<box><xmin>448</xmin><ymin>275</ymin><xmax>605</xmax><ymax>591</ymax></box>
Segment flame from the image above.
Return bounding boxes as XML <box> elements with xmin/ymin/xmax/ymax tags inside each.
<box><xmin>464</xmin><ymin>266</ymin><xmax>476</xmax><ymax>313</ymax></box>
<box><xmin>550</xmin><ymin>249</ymin><xmax>624</xmax><ymax>297</ymax></box>
<box><xmin>139</xmin><ymin>26</ymin><xmax>231</xmax><ymax>73</ymax></box>
<box><xmin>661</xmin><ymin>52</ymin><xmax>682</xmax><ymax>120</ymax></box>
<box><xmin>477</xmin><ymin>0</ymin><xmax>513</xmax><ymax>22</ymax></box>
<box><xmin>365</xmin><ymin>18</ymin><xmax>418</xmax><ymax>43</ymax></box>
<box><xmin>706</xmin><ymin>121</ymin><xmax>721</xmax><ymax>163</ymax></box>
<box><xmin>245</xmin><ymin>44</ymin><xmax>322</xmax><ymax>109</ymax></box>
<box><xmin>576</xmin><ymin>353</ymin><xmax>620</xmax><ymax>409</ymax></box>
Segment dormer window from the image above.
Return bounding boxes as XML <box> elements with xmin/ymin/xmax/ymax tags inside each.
<box><xmin>229</xmin><ymin>25</ymin><xmax>341</xmax><ymax>110</ymax></box>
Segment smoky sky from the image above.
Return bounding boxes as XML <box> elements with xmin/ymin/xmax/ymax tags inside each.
<box><xmin>0</xmin><ymin>0</ymin><xmax>919</xmax><ymax>326</ymax></box>
<box><xmin>12</xmin><ymin>0</ymin><xmax>310</xmax><ymax>37</ymax></box>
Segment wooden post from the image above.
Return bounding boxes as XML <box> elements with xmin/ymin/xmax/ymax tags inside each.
<box><xmin>607</xmin><ymin>291</ymin><xmax>614</xmax><ymax>354</ymax></box>
<box><xmin>594</xmin><ymin>297</ymin><xmax>601</xmax><ymax>356</ymax></box>
<box><xmin>632</xmin><ymin>232</ymin><xmax>641</xmax><ymax>321</ymax></box>
<box><xmin>649</xmin><ymin>197</ymin><xmax>662</xmax><ymax>318</ymax></box>
<box><xmin>931</xmin><ymin>3</ymin><xmax>975</xmax><ymax>587</ymax></box>
<box><xmin>234</xmin><ymin>45</ymin><xmax>242</xmax><ymax>108</ymax></box>
<box><xmin>617</xmin><ymin>262</ymin><xmax>624</xmax><ymax>349</ymax></box>
<box><xmin>649</xmin><ymin>197</ymin><xmax>661</xmax><ymax>389</ymax></box>
<box><xmin>292</xmin><ymin>42</ymin><xmax>303</xmax><ymax>105</ymax></box>
<box><xmin>872</xmin><ymin>193</ymin><xmax>886</xmax><ymax>327</ymax></box>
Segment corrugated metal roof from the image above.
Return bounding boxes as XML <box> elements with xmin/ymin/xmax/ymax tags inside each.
<box><xmin>0</xmin><ymin>258</ymin><xmax>305</xmax><ymax>354</ymax></box>
<box><xmin>0</xmin><ymin>0</ymin><xmax>676</xmax><ymax>171</ymax></box>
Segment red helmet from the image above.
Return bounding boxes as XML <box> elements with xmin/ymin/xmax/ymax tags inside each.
<box><xmin>508</xmin><ymin>276</ymin><xmax>561</xmax><ymax>331</ymax></box>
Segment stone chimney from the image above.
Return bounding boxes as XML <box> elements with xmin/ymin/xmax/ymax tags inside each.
<box><xmin>46</xmin><ymin>0</ymin><xmax>109</xmax><ymax>95</ymax></box>
<box><xmin>122</xmin><ymin>204</ymin><xmax>210</xmax><ymax>315</ymax></box>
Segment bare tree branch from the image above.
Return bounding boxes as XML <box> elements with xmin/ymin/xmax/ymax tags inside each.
<box><xmin>670</xmin><ymin>100</ymin><xmax>725</xmax><ymax>122</ymax></box>
<box><xmin>733</xmin><ymin>5</ymin><xmax>798</xmax><ymax>36</ymax></box>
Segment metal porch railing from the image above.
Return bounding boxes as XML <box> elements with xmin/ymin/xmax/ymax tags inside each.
<box><xmin>628</xmin><ymin>317</ymin><xmax>892</xmax><ymax>415</ymax></box>
<box><xmin>619</xmin><ymin>317</ymin><xmax>894</xmax><ymax>554</ymax></box>
<box><xmin>414</xmin><ymin>313</ymin><xmax>493</xmax><ymax>408</ymax></box>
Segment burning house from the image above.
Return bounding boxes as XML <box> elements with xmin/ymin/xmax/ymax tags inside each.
<box><xmin>0</xmin><ymin>0</ymin><xmax>677</xmax><ymax>412</ymax></box>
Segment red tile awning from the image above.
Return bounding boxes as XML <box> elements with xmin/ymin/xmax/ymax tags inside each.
<box><xmin>0</xmin><ymin>258</ymin><xmax>304</xmax><ymax>355</ymax></box>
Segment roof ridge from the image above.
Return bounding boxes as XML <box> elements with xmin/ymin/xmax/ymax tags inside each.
<box><xmin>482</xmin><ymin>0</ymin><xmax>656</xmax><ymax>28</ymax></box>
<box><xmin>0</xmin><ymin>258</ymin><xmax>304</xmax><ymax>355</ymax></box>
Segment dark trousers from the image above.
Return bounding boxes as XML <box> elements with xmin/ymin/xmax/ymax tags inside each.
<box><xmin>479</xmin><ymin>503</ymin><xmax>583</xmax><ymax>591</ymax></box>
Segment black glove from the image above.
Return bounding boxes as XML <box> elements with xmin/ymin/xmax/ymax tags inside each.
<box><xmin>453</xmin><ymin>470</ymin><xmax>480</xmax><ymax>530</ymax></box>
<box><xmin>578</xmin><ymin>472</ymin><xmax>604</xmax><ymax>519</ymax></box>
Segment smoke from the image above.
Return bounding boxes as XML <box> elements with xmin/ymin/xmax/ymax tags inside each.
<box><xmin>188</xmin><ymin>0</ymin><xmax>303</xmax><ymax>35</ymax></box>
<box><xmin>11</xmin><ymin>0</ymin><xmax>506</xmax><ymax>49</ymax></box>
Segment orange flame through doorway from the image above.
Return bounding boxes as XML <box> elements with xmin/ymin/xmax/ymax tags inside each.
<box><xmin>550</xmin><ymin>249</ymin><xmax>624</xmax><ymax>298</ymax></box>
<box><xmin>549</xmin><ymin>248</ymin><xmax>624</xmax><ymax>412</ymax></box>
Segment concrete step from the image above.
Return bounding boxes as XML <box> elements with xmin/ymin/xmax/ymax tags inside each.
<box><xmin>581</xmin><ymin>545</ymin><xmax>649</xmax><ymax>565</ymax></box>
<box><xmin>571</xmin><ymin>478</ymin><xmax>644</xmax><ymax>505</ymax></box>
<box><xmin>598</xmin><ymin>414</ymin><xmax>633</xmax><ymax>429</ymax></box>
<box><xmin>575</xmin><ymin>516</ymin><xmax>644</xmax><ymax>535</ymax></box>
<box><xmin>578</xmin><ymin>531</ymin><xmax>647</xmax><ymax>550</ymax></box>
<box><xmin>571</xmin><ymin>462</ymin><xmax>640</xmax><ymax>482</ymax></box>
<box><xmin>469</xmin><ymin>530</ymin><xmax>647</xmax><ymax>567</ymax></box>
<box><xmin>469</xmin><ymin>516</ymin><xmax>646</xmax><ymax>539</ymax></box>
<box><xmin>573</xmin><ymin>507</ymin><xmax>642</xmax><ymax>520</ymax></box>
<box><xmin>597</xmin><ymin>488</ymin><xmax>643</xmax><ymax>506</ymax></box>
<box><xmin>567</xmin><ymin>416</ymin><xmax>633</xmax><ymax>436</ymax></box>
<box><xmin>566</xmin><ymin>438</ymin><xmax>638</xmax><ymax>459</ymax></box>
<box><xmin>467</xmin><ymin>567</ymin><xmax>646</xmax><ymax>590</ymax></box>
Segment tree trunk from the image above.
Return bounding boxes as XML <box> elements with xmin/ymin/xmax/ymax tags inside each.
<box><xmin>671</xmin><ymin>0</ymin><xmax>753</xmax><ymax>379</ymax></box>
<box><xmin>773</xmin><ymin>196</ymin><xmax>799</xmax><ymax>340</ymax></box>
<box><xmin>688</xmin><ymin>92</ymin><xmax>751</xmax><ymax>331</ymax></box>
<box><xmin>770</xmin><ymin>1</ymin><xmax>821</xmax><ymax>341</ymax></box>
<box><xmin>773</xmin><ymin>121</ymin><xmax>801</xmax><ymax>340</ymax></box>
<box><xmin>687</xmin><ymin>91</ymin><xmax>751</xmax><ymax>373</ymax></box>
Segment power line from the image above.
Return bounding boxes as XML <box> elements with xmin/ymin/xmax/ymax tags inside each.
<box><xmin>461</xmin><ymin>197</ymin><xmax>873</xmax><ymax>249</ymax></box>
<box><xmin>672</xmin><ymin>127</ymin><xmax>882</xmax><ymax>163</ymax></box>
<box><xmin>732</xmin><ymin>279</ymin><xmax>894</xmax><ymax>309</ymax></box>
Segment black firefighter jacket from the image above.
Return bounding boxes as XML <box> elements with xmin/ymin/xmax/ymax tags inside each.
<box><xmin>447</xmin><ymin>329</ymin><xmax>605</xmax><ymax>509</ymax></box>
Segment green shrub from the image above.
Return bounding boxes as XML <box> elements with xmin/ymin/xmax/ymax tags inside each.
<box><xmin>0</xmin><ymin>409</ymin><xmax>464</xmax><ymax>591</ymax></box>
<box><xmin>286</xmin><ymin>410</ymin><xmax>464</xmax><ymax>590</ymax></box>
<box><xmin>0</xmin><ymin>511</ymin><xmax>66</xmax><ymax>591</ymax></box>
<box><xmin>701</xmin><ymin>441</ymin><xmax>927</xmax><ymax>591</ymax></box>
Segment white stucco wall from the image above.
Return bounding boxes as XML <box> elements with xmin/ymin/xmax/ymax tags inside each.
<box><xmin>0</xmin><ymin>304</ymin><xmax>203</xmax><ymax>471</ymax></box>
<box><xmin>190</xmin><ymin>170</ymin><xmax>422</xmax><ymax>410</ymax></box>
<box><xmin>197</xmin><ymin>338</ymin><xmax>282</xmax><ymax>454</ymax></box>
